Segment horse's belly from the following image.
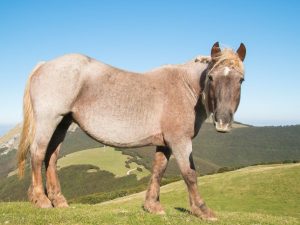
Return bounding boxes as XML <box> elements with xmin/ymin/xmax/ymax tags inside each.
<box><xmin>72</xmin><ymin>100</ymin><xmax>164</xmax><ymax>147</ymax></box>
<box><xmin>75</xmin><ymin>117</ymin><xmax>163</xmax><ymax>147</ymax></box>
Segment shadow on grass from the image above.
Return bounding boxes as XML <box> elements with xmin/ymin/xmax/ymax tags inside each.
<box><xmin>174</xmin><ymin>207</ymin><xmax>191</xmax><ymax>214</ymax></box>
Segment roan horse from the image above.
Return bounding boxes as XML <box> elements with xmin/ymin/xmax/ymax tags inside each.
<box><xmin>17</xmin><ymin>42</ymin><xmax>246</xmax><ymax>220</ymax></box>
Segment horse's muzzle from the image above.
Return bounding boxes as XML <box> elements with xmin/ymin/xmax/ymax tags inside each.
<box><xmin>214</xmin><ymin>120</ymin><xmax>231</xmax><ymax>133</ymax></box>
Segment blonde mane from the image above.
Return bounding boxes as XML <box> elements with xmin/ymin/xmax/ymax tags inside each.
<box><xmin>209</xmin><ymin>48</ymin><xmax>244</xmax><ymax>75</ymax></box>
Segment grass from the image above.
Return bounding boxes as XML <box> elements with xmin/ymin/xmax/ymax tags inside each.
<box><xmin>0</xmin><ymin>163</ymin><xmax>299</xmax><ymax>225</ymax></box>
<box><xmin>57</xmin><ymin>147</ymin><xmax>150</xmax><ymax>179</ymax></box>
<box><xmin>0</xmin><ymin>202</ymin><xmax>297</xmax><ymax>225</ymax></box>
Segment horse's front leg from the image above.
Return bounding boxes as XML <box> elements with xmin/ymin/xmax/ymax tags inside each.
<box><xmin>170</xmin><ymin>139</ymin><xmax>217</xmax><ymax>221</ymax></box>
<box><xmin>144</xmin><ymin>146</ymin><xmax>171</xmax><ymax>214</ymax></box>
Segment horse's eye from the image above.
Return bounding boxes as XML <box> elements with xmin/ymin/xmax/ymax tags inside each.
<box><xmin>240</xmin><ymin>78</ymin><xmax>244</xmax><ymax>84</ymax></box>
<box><xmin>208</xmin><ymin>75</ymin><xmax>213</xmax><ymax>81</ymax></box>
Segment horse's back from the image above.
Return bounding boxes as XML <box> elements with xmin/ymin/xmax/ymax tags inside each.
<box><xmin>29</xmin><ymin>53</ymin><xmax>165</xmax><ymax>147</ymax></box>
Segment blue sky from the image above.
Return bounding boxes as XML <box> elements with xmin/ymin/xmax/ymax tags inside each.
<box><xmin>0</xmin><ymin>0</ymin><xmax>299</xmax><ymax>129</ymax></box>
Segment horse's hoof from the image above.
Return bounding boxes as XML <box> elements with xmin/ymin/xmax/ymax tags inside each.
<box><xmin>50</xmin><ymin>194</ymin><xmax>69</xmax><ymax>208</ymax></box>
<box><xmin>32</xmin><ymin>196</ymin><xmax>53</xmax><ymax>208</ymax></box>
<box><xmin>54</xmin><ymin>202</ymin><xmax>69</xmax><ymax>208</ymax></box>
<box><xmin>191</xmin><ymin>205</ymin><xmax>217</xmax><ymax>221</ymax></box>
<box><xmin>28</xmin><ymin>188</ymin><xmax>53</xmax><ymax>208</ymax></box>
<box><xmin>39</xmin><ymin>201</ymin><xmax>53</xmax><ymax>208</ymax></box>
<box><xmin>143</xmin><ymin>202</ymin><xmax>166</xmax><ymax>215</ymax></box>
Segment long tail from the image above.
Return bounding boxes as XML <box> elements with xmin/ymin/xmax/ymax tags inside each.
<box><xmin>18</xmin><ymin>62</ymin><xmax>45</xmax><ymax>178</ymax></box>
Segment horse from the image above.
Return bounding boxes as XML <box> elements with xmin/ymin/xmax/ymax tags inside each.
<box><xmin>17</xmin><ymin>42</ymin><xmax>246</xmax><ymax>221</ymax></box>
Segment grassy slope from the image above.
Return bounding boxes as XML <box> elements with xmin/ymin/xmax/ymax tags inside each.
<box><xmin>118</xmin><ymin>123</ymin><xmax>300</xmax><ymax>177</ymax></box>
<box><xmin>0</xmin><ymin>128</ymin><xmax>102</xmax><ymax>180</ymax></box>
<box><xmin>193</xmin><ymin>123</ymin><xmax>300</xmax><ymax>168</ymax></box>
<box><xmin>1</xmin><ymin>123</ymin><xmax>300</xmax><ymax>180</ymax></box>
<box><xmin>0</xmin><ymin>163</ymin><xmax>299</xmax><ymax>225</ymax></box>
<box><xmin>0</xmin><ymin>164</ymin><xmax>151</xmax><ymax>202</ymax></box>
<box><xmin>0</xmin><ymin>148</ymin><xmax>17</xmax><ymax>178</ymax></box>
<box><xmin>1</xmin><ymin>123</ymin><xmax>299</xmax><ymax>203</ymax></box>
<box><xmin>0</xmin><ymin>123</ymin><xmax>21</xmax><ymax>145</ymax></box>
<box><xmin>59</xmin><ymin>128</ymin><xmax>103</xmax><ymax>156</ymax></box>
<box><xmin>1</xmin><ymin>145</ymin><xmax>153</xmax><ymax>202</ymax></box>
<box><xmin>57</xmin><ymin>147</ymin><xmax>150</xmax><ymax>179</ymax></box>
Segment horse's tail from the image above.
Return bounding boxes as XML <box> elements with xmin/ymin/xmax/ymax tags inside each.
<box><xmin>18</xmin><ymin>62</ymin><xmax>45</xmax><ymax>178</ymax></box>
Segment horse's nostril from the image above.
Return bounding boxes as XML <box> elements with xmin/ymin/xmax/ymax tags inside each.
<box><xmin>214</xmin><ymin>111</ymin><xmax>232</xmax><ymax>124</ymax></box>
<box><xmin>215</xmin><ymin>121</ymin><xmax>231</xmax><ymax>133</ymax></box>
<box><xmin>213</xmin><ymin>112</ymin><xmax>218</xmax><ymax>122</ymax></box>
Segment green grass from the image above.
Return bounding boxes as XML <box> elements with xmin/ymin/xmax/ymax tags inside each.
<box><xmin>57</xmin><ymin>147</ymin><xmax>150</xmax><ymax>179</ymax></box>
<box><xmin>0</xmin><ymin>163</ymin><xmax>299</xmax><ymax>225</ymax></box>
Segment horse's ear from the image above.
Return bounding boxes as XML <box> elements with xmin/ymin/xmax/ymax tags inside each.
<box><xmin>211</xmin><ymin>42</ymin><xmax>221</xmax><ymax>59</ymax></box>
<box><xmin>237</xmin><ymin>43</ymin><xmax>246</xmax><ymax>61</ymax></box>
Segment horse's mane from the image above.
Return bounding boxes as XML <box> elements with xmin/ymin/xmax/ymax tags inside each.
<box><xmin>194</xmin><ymin>55</ymin><xmax>211</xmax><ymax>64</ymax></box>
<box><xmin>148</xmin><ymin>50</ymin><xmax>243</xmax><ymax>77</ymax></box>
<box><xmin>209</xmin><ymin>48</ymin><xmax>244</xmax><ymax>74</ymax></box>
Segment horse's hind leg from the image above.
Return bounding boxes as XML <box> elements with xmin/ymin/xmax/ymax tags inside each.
<box><xmin>45</xmin><ymin>114</ymin><xmax>72</xmax><ymax>207</ymax></box>
<box><xmin>29</xmin><ymin>115</ymin><xmax>64</xmax><ymax>208</ymax></box>
<box><xmin>170</xmin><ymin>139</ymin><xmax>217</xmax><ymax>221</ymax></box>
<box><xmin>144</xmin><ymin>146</ymin><xmax>171</xmax><ymax>214</ymax></box>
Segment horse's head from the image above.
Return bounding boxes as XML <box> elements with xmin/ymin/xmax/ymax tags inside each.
<box><xmin>204</xmin><ymin>42</ymin><xmax>246</xmax><ymax>133</ymax></box>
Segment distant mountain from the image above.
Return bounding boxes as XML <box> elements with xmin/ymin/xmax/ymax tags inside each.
<box><xmin>117</xmin><ymin>122</ymin><xmax>300</xmax><ymax>176</ymax></box>
<box><xmin>0</xmin><ymin>123</ymin><xmax>21</xmax><ymax>150</ymax></box>
<box><xmin>0</xmin><ymin>123</ymin><xmax>79</xmax><ymax>179</ymax></box>
<box><xmin>0</xmin><ymin>124</ymin><xmax>17</xmax><ymax>139</ymax></box>
<box><xmin>0</xmin><ymin>121</ymin><xmax>299</xmax><ymax>202</ymax></box>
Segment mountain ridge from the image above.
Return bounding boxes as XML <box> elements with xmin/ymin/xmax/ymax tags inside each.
<box><xmin>0</xmin><ymin>120</ymin><xmax>299</xmax><ymax>203</ymax></box>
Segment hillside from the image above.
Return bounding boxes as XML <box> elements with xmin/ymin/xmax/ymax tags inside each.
<box><xmin>0</xmin><ymin>122</ymin><xmax>299</xmax><ymax>202</ymax></box>
<box><xmin>117</xmin><ymin>122</ymin><xmax>300</xmax><ymax>176</ymax></box>
<box><xmin>0</xmin><ymin>123</ymin><xmax>21</xmax><ymax>148</ymax></box>
<box><xmin>0</xmin><ymin>147</ymin><xmax>152</xmax><ymax>202</ymax></box>
<box><xmin>0</xmin><ymin>163</ymin><xmax>299</xmax><ymax>225</ymax></box>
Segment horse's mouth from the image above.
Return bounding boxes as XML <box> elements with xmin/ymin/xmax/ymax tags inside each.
<box><xmin>213</xmin><ymin>120</ymin><xmax>232</xmax><ymax>133</ymax></box>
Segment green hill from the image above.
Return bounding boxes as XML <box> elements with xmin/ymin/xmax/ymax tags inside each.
<box><xmin>116</xmin><ymin>123</ymin><xmax>300</xmax><ymax>176</ymax></box>
<box><xmin>0</xmin><ymin>146</ymin><xmax>151</xmax><ymax>202</ymax></box>
<box><xmin>0</xmin><ymin>122</ymin><xmax>299</xmax><ymax>203</ymax></box>
<box><xmin>0</xmin><ymin>163</ymin><xmax>299</xmax><ymax>225</ymax></box>
<box><xmin>57</xmin><ymin>147</ymin><xmax>149</xmax><ymax>179</ymax></box>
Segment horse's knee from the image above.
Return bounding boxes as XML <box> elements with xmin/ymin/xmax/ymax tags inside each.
<box><xmin>182</xmin><ymin>169</ymin><xmax>197</xmax><ymax>186</ymax></box>
<box><xmin>30</xmin><ymin>146</ymin><xmax>46</xmax><ymax>163</ymax></box>
<box><xmin>30</xmin><ymin>132</ymin><xmax>53</xmax><ymax>160</ymax></box>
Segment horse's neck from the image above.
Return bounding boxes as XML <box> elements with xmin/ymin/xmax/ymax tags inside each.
<box><xmin>179</xmin><ymin>61</ymin><xmax>210</xmax><ymax>126</ymax></box>
<box><xmin>179</xmin><ymin>61</ymin><xmax>209</xmax><ymax>101</ymax></box>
